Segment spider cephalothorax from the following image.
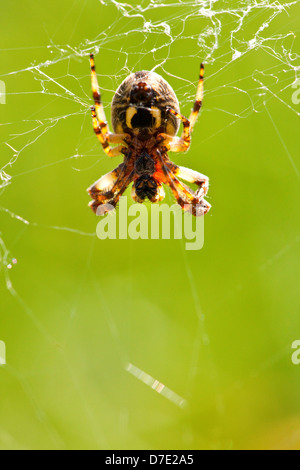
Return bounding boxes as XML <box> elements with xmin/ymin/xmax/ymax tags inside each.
<box><xmin>88</xmin><ymin>54</ymin><xmax>211</xmax><ymax>216</ymax></box>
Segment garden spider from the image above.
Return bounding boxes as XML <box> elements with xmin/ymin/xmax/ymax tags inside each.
<box><xmin>88</xmin><ymin>54</ymin><xmax>211</xmax><ymax>216</ymax></box>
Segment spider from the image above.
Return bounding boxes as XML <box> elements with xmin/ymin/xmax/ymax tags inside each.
<box><xmin>87</xmin><ymin>54</ymin><xmax>211</xmax><ymax>216</ymax></box>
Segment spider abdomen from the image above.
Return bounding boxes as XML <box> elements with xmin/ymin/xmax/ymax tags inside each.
<box><xmin>111</xmin><ymin>71</ymin><xmax>180</xmax><ymax>136</ymax></box>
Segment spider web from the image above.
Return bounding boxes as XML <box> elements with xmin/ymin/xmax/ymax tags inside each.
<box><xmin>0</xmin><ymin>0</ymin><xmax>300</xmax><ymax>450</ymax></box>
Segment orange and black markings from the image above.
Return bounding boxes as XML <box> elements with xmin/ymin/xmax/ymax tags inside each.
<box><xmin>87</xmin><ymin>55</ymin><xmax>210</xmax><ymax>216</ymax></box>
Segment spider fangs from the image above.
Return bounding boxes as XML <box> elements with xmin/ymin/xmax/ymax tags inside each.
<box><xmin>87</xmin><ymin>54</ymin><xmax>211</xmax><ymax>217</ymax></box>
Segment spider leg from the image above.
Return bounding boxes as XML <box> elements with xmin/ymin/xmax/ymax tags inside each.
<box><xmin>158</xmin><ymin>108</ymin><xmax>191</xmax><ymax>153</ymax></box>
<box><xmin>158</xmin><ymin>64</ymin><xmax>204</xmax><ymax>153</ymax></box>
<box><xmin>88</xmin><ymin>164</ymin><xmax>124</xmax><ymax>197</ymax></box>
<box><xmin>168</xmin><ymin>107</ymin><xmax>191</xmax><ymax>148</ymax></box>
<box><xmin>156</xmin><ymin>154</ymin><xmax>210</xmax><ymax>216</ymax></box>
<box><xmin>168</xmin><ymin>170</ymin><xmax>210</xmax><ymax>217</ymax></box>
<box><xmin>88</xmin><ymin>164</ymin><xmax>134</xmax><ymax>215</ymax></box>
<box><xmin>90</xmin><ymin>53</ymin><xmax>110</xmax><ymax>136</ymax></box>
<box><xmin>174</xmin><ymin>165</ymin><xmax>209</xmax><ymax>200</ymax></box>
<box><xmin>91</xmin><ymin>106</ymin><xmax>125</xmax><ymax>157</ymax></box>
<box><xmin>184</xmin><ymin>63</ymin><xmax>204</xmax><ymax>135</ymax></box>
<box><xmin>90</xmin><ymin>54</ymin><xmax>128</xmax><ymax>157</ymax></box>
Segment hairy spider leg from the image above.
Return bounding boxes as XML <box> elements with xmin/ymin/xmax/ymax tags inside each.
<box><xmin>186</xmin><ymin>63</ymin><xmax>204</xmax><ymax>134</ymax></box>
<box><xmin>157</xmin><ymin>64</ymin><xmax>204</xmax><ymax>154</ymax></box>
<box><xmin>90</xmin><ymin>54</ymin><xmax>128</xmax><ymax>157</ymax></box>
<box><xmin>89</xmin><ymin>165</ymin><xmax>135</xmax><ymax>214</ymax></box>
<box><xmin>175</xmin><ymin>166</ymin><xmax>209</xmax><ymax>200</ymax></box>
<box><xmin>91</xmin><ymin>106</ymin><xmax>124</xmax><ymax>157</ymax></box>
<box><xmin>90</xmin><ymin>53</ymin><xmax>109</xmax><ymax>134</ymax></box>
<box><xmin>156</xmin><ymin>152</ymin><xmax>210</xmax><ymax>216</ymax></box>
<box><xmin>157</xmin><ymin>108</ymin><xmax>191</xmax><ymax>153</ymax></box>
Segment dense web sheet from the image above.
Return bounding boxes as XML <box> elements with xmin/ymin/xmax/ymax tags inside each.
<box><xmin>0</xmin><ymin>0</ymin><xmax>300</xmax><ymax>449</ymax></box>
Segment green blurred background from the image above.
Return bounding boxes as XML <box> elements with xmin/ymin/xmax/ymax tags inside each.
<box><xmin>0</xmin><ymin>0</ymin><xmax>300</xmax><ymax>450</ymax></box>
